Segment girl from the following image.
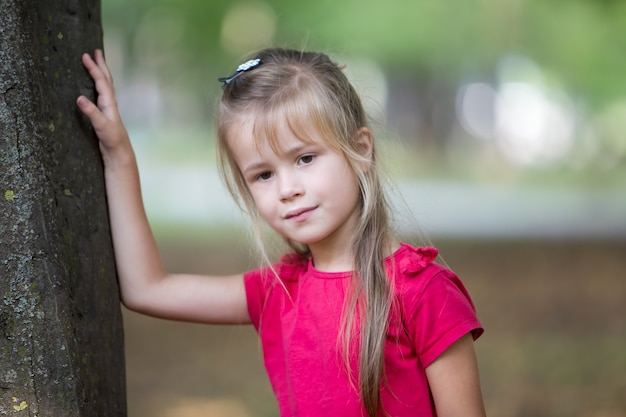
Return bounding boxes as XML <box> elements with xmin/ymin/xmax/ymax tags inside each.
<box><xmin>77</xmin><ymin>47</ymin><xmax>486</xmax><ymax>417</ymax></box>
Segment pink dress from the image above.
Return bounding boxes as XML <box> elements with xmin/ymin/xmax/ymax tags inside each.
<box><xmin>244</xmin><ymin>244</ymin><xmax>483</xmax><ymax>416</ymax></box>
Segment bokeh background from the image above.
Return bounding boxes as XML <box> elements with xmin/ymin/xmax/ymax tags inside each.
<box><xmin>100</xmin><ymin>1</ymin><xmax>626</xmax><ymax>416</ymax></box>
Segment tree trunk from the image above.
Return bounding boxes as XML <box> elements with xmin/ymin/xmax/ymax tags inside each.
<box><xmin>0</xmin><ymin>1</ymin><xmax>126</xmax><ymax>416</ymax></box>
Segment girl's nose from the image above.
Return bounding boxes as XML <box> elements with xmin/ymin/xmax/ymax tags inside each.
<box><xmin>278</xmin><ymin>174</ymin><xmax>304</xmax><ymax>201</ymax></box>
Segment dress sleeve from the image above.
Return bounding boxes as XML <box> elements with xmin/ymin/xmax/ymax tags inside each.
<box><xmin>243</xmin><ymin>253</ymin><xmax>307</xmax><ymax>331</ymax></box>
<box><xmin>407</xmin><ymin>269</ymin><xmax>484</xmax><ymax>368</ymax></box>
<box><xmin>244</xmin><ymin>269</ymin><xmax>266</xmax><ymax>330</ymax></box>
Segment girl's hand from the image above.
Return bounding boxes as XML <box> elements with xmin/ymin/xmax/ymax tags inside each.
<box><xmin>76</xmin><ymin>49</ymin><xmax>130</xmax><ymax>163</ymax></box>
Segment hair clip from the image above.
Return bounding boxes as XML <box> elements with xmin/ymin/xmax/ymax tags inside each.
<box><xmin>218</xmin><ymin>58</ymin><xmax>262</xmax><ymax>89</ymax></box>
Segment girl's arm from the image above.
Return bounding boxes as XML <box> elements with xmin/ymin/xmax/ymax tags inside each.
<box><xmin>426</xmin><ymin>333</ymin><xmax>487</xmax><ymax>417</ymax></box>
<box><xmin>76</xmin><ymin>50</ymin><xmax>249</xmax><ymax>324</ymax></box>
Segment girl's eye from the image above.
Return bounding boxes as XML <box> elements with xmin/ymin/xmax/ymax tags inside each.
<box><xmin>298</xmin><ymin>154</ymin><xmax>315</xmax><ymax>165</ymax></box>
<box><xmin>256</xmin><ymin>171</ymin><xmax>273</xmax><ymax>181</ymax></box>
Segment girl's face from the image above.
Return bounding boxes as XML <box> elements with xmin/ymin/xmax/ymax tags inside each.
<box><xmin>228</xmin><ymin>118</ymin><xmax>362</xmax><ymax>264</ymax></box>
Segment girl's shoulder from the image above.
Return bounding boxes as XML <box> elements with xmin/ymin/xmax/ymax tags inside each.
<box><xmin>388</xmin><ymin>243</ymin><xmax>458</xmax><ymax>294</ymax></box>
<box><xmin>244</xmin><ymin>252</ymin><xmax>310</xmax><ymax>284</ymax></box>
<box><xmin>276</xmin><ymin>252</ymin><xmax>310</xmax><ymax>280</ymax></box>
<box><xmin>389</xmin><ymin>244</ymin><xmax>484</xmax><ymax>363</ymax></box>
<box><xmin>388</xmin><ymin>243</ymin><xmax>442</xmax><ymax>276</ymax></box>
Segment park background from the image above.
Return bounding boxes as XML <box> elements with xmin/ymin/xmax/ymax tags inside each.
<box><xmin>99</xmin><ymin>1</ymin><xmax>625</xmax><ymax>416</ymax></box>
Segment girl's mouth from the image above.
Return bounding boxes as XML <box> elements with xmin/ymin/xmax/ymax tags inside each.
<box><xmin>285</xmin><ymin>206</ymin><xmax>316</xmax><ymax>222</ymax></box>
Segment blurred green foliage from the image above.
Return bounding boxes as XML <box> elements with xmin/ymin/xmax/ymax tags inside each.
<box><xmin>103</xmin><ymin>0</ymin><xmax>626</xmax><ymax>108</ymax></box>
<box><xmin>100</xmin><ymin>0</ymin><xmax>626</xmax><ymax>189</ymax></box>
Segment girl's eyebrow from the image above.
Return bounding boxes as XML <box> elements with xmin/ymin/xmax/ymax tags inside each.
<box><xmin>241</xmin><ymin>142</ymin><xmax>317</xmax><ymax>175</ymax></box>
<box><xmin>281</xmin><ymin>141</ymin><xmax>317</xmax><ymax>157</ymax></box>
<box><xmin>242</xmin><ymin>160</ymin><xmax>269</xmax><ymax>176</ymax></box>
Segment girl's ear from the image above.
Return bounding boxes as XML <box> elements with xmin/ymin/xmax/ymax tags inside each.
<box><xmin>355</xmin><ymin>127</ymin><xmax>374</xmax><ymax>168</ymax></box>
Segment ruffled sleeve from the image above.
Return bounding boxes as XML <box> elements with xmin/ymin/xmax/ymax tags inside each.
<box><xmin>244</xmin><ymin>253</ymin><xmax>308</xmax><ymax>329</ymax></box>
<box><xmin>397</xmin><ymin>246</ymin><xmax>439</xmax><ymax>275</ymax></box>
<box><xmin>394</xmin><ymin>245</ymin><xmax>483</xmax><ymax>368</ymax></box>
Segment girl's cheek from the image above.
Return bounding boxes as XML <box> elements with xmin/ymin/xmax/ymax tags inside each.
<box><xmin>248</xmin><ymin>187</ymin><xmax>265</xmax><ymax>207</ymax></box>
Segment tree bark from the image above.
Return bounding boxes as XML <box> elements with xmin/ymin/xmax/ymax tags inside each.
<box><xmin>0</xmin><ymin>1</ymin><xmax>126</xmax><ymax>416</ymax></box>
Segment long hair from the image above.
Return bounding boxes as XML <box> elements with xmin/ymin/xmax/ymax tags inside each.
<box><xmin>216</xmin><ymin>47</ymin><xmax>394</xmax><ymax>416</ymax></box>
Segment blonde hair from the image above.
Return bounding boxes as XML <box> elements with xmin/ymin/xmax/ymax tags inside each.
<box><xmin>216</xmin><ymin>47</ymin><xmax>394</xmax><ymax>417</ymax></box>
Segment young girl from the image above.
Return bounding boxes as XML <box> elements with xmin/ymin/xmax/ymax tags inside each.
<box><xmin>77</xmin><ymin>47</ymin><xmax>486</xmax><ymax>417</ymax></box>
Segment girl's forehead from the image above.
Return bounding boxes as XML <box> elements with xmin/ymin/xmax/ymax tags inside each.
<box><xmin>225</xmin><ymin>119</ymin><xmax>297</xmax><ymax>166</ymax></box>
<box><xmin>229</xmin><ymin>114</ymin><xmax>329</xmax><ymax>155</ymax></box>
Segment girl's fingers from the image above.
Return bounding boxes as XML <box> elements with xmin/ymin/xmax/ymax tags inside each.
<box><xmin>81</xmin><ymin>50</ymin><xmax>117</xmax><ymax>113</ymax></box>
<box><xmin>78</xmin><ymin>50</ymin><xmax>125</xmax><ymax>147</ymax></box>
<box><xmin>77</xmin><ymin>95</ymin><xmax>107</xmax><ymax>129</ymax></box>
<box><xmin>81</xmin><ymin>52</ymin><xmax>100</xmax><ymax>75</ymax></box>
<box><xmin>82</xmin><ymin>51</ymin><xmax>114</xmax><ymax>92</ymax></box>
<box><xmin>93</xmin><ymin>49</ymin><xmax>114</xmax><ymax>84</ymax></box>
<box><xmin>82</xmin><ymin>53</ymin><xmax>106</xmax><ymax>89</ymax></box>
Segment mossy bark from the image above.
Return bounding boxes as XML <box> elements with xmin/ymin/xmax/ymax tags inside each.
<box><xmin>0</xmin><ymin>1</ymin><xmax>126</xmax><ymax>416</ymax></box>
